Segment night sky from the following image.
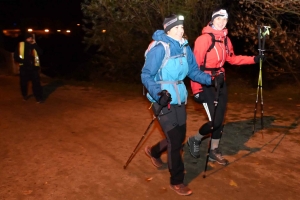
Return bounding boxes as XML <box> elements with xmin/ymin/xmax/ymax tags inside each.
<box><xmin>0</xmin><ymin>0</ymin><xmax>85</xmax><ymax>77</ymax></box>
<box><xmin>0</xmin><ymin>0</ymin><xmax>83</xmax><ymax>28</ymax></box>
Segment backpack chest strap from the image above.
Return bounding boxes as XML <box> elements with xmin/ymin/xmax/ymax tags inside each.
<box><xmin>156</xmin><ymin>80</ymin><xmax>185</xmax><ymax>105</ymax></box>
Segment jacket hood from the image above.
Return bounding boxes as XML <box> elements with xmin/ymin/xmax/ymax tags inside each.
<box><xmin>202</xmin><ymin>24</ymin><xmax>228</xmax><ymax>38</ymax></box>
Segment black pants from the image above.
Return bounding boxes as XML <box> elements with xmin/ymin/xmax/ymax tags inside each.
<box><xmin>197</xmin><ymin>82</ymin><xmax>227</xmax><ymax>139</ymax></box>
<box><xmin>19</xmin><ymin>67</ymin><xmax>43</xmax><ymax>101</ymax></box>
<box><xmin>150</xmin><ymin>103</ymin><xmax>186</xmax><ymax>185</ymax></box>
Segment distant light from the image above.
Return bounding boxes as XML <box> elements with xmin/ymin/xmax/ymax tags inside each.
<box><xmin>45</xmin><ymin>29</ymin><xmax>49</xmax><ymax>32</ymax></box>
<box><xmin>102</xmin><ymin>29</ymin><xmax>106</xmax><ymax>33</ymax></box>
<box><xmin>77</xmin><ymin>24</ymin><xmax>80</xmax><ymax>26</ymax></box>
<box><xmin>57</xmin><ymin>30</ymin><xmax>61</xmax><ymax>32</ymax></box>
<box><xmin>66</xmin><ymin>30</ymin><xmax>71</xmax><ymax>33</ymax></box>
<box><xmin>28</xmin><ymin>29</ymin><xmax>33</xmax><ymax>32</ymax></box>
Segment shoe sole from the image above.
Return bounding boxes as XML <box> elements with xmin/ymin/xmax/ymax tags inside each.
<box><xmin>144</xmin><ymin>147</ymin><xmax>162</xmax><ymax>168</ymax></box>
<box><xmin>209</xmin><ymin>157</ymin><xmax>229</xmax><ymax>165</ymax></box>
<box><xmin>169</xmin><ymin>185</ymin><xmax>192</xmax><ymax>196</ymax></box>
<box><xmin>187</xmin><ymin>139</ymin><xmax>200</xmax><ymax>159</ymax></box>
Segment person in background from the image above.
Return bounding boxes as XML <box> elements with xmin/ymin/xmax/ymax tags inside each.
<box><xmin>14</xmin><ymin>33</ymin><xmax>43</xmax><ymax>103</ymax></box>
<box><xmin>188</xmin><ymin>8</ymin><xmax>265</xmax><ymax>165</ymax></box>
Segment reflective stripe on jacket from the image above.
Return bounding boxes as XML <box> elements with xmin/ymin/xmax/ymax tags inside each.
<box><xmin>19</xmin><ymin>42</ymin><xmax>40</xmax><ymax>66</ymax></box>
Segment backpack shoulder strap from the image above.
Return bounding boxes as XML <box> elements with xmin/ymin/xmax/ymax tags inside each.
<box><xmin>207</xmin><ymin>33</ymin><xmax>215</xmax><ymax>52</ymax></box>
<box><xmin>200</xmin><ymin>33</ymin><xmax>228</xmax><ymax>71</ymax></box>
<box><xmin>207</xmin><ymin>33</ymin><xmax>224</xmax><ymax>52</ymax></box>
<box><xmin>183</xmin><ymin>46</ymin><xmax>187</xmax><ymax>58</ymax></box>
<box><xmin>142</xmin><ymin>41</ymin><xmax>170</xmax><ymax>95</ymax></box>
<box><xmin>157</xmin><ymin>41</ymin><xmax>170</xmax><ymax>58</ymax></box>
<box><xmin>144</xmin><ymin>41</ymin><xmax>156</xmax><ymax>57</ymax></box>
<box><xmin>157</xmin><ymin>41</ymin><xmax>170</xmax><ymax>72</ymax></box>
<box><xmin>147</xmin><ymin>41</ymin><xmax>170</xmax><ymax>71</ymax></box>
<box><xmin>200</xmin><ymin>33</ymin><xmax>218</xmax><ymax>71</ymax></box>
<box><xmin>201</xmin><ymin>33</ymin><xmax>215</xmax><ymax>70</ymax></box>
<box><xmin>145</xmin><ymin>41</ymin><xmax>170</xmax><ymax>58</ymax></box>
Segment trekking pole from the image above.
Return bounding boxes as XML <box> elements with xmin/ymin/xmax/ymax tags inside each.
<box><xmin>123</xmin><ymin>105</ymin><xmax>163</xmax><ymax>169</ymax></box>
<box><xmin>203</xmin><ymin>74</ymin><xmax>222</xmax><ymax>178</ymax></box>
<box><xmin>253</xmin><ymin>25</ymin><xmax>270</xmax><ymax>135</ymax></box>
<box><xmin>252</xmin><ymin>26</ymin><xmax>261</xmax><ymax>135</ymax></box>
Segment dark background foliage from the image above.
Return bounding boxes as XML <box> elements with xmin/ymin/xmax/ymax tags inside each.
<box><xmin>80</xmin><ymin>0</ymin><xmax>300</xmax><ymax>88</ymax></box>
<box><xmin>1</xmin><ymin>0</ymin><xmax>299</xmax><ymax>89</ymax></box>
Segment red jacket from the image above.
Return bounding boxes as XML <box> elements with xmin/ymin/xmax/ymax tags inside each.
<box><xmin>191</xmin><ymin>25</ymin><xmax>255</xmax><ymax>94</ymax></box>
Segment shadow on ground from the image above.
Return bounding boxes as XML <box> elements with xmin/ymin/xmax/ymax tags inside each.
<box><xmin>42</xmin><ymin>79</ymin><xmax>64</xmax><ymax>100</ymax></box>
<box><xmin>183</xmin><ymin>115</ymin><xmax>298</xmax><ymax>184</ymax></box>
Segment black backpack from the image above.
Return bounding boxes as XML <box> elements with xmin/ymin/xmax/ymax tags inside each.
<box><xmin>200</xmin><ymin>33</ymin><xmax>228</xmax><ymax>72</ymax></box>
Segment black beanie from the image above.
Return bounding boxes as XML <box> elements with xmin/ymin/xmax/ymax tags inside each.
<box><xmin>24</xmin><ymin>32</ymin><xmax>33</xmax><ymax>39</ymax></box>
<box><xmin>163</xmin><ymin>14</ymin><xmax>184</xmax><ymax>33</ymax></box>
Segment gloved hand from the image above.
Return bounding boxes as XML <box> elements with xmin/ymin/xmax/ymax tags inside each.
<box><xmin>158</xmin><ymin>90</ymin><xmax>172</xmax><ymax>107</ymax></box>
<box><xmin>254</xmin><ymin>55</ymin><xmax>266</xmax><ymax>63</ymax></box>
<box><xmin>211</xmin><ymin>73</ymin><xmax>224</xmax><ymax>88</ymax></box>
<box><xmin>194</xmin><ymin>92</ymin><xmax>205</xmax><ymax>104</ymax></box>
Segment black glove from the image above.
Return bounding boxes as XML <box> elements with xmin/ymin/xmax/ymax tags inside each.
<box><xmin>211</xmin><ymin>73</ymin><xmax>224</xmax><ymax>88</ymax></box>
<box><xmin>254</xmin><ymin>55</ymin><xmax>266</xmax><ymax>63</ymax></box>
<box><xmin>158</xmin><ymin>90</ymin><xmax>172</xmax><ymax>107</ymax></box>
<box><xmin>194</xmin><ymin>92</ymin><xmax>205</xmax><ymax>104</ymax></box>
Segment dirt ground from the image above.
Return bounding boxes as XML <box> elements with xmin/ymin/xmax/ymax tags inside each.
<box><xmin>0</xmin><ymin>74</ymin><xmax>300</xmax><ymax>200</ymax></box>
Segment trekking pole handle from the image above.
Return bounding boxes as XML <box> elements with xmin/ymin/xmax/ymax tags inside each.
<box><xmin>155</xmin><ymin>105</ymin><xmax>163</xmax><ymax>117</ymax></box>
<box><xmin>154</xmin><ymin>103</ymin><xmax>171</xmax><ymax>117</ymax></box>
<box><xmin>262</xmin><ymin>26</ymin><xmax>271</xmax><ymax>36</ymax></box>
<box><xmin>261</xmin><ymin>26</ymin><xmax>270</xmax><ymax>54</ymax></box>
<box><xmin>258</xmin><ymin>25</ymin><xmax>262</xmax><ymax>55</ymax></box>
<box><xmin>260</xmin><ymin>25</ymin><xmax>271</xmax><ymax>55</ymax></box>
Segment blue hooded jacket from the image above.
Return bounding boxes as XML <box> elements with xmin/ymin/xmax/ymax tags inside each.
<box><xmin>141</xmin><ymin>30</ymin><xmax>211</xmax><ymax>105</ymax></box>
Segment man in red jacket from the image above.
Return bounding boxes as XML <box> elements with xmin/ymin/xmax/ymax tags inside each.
<box><xmin>188</xmin><ymin>8</ymin><xmax>264</xmax><ymax>165</ymax></box>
